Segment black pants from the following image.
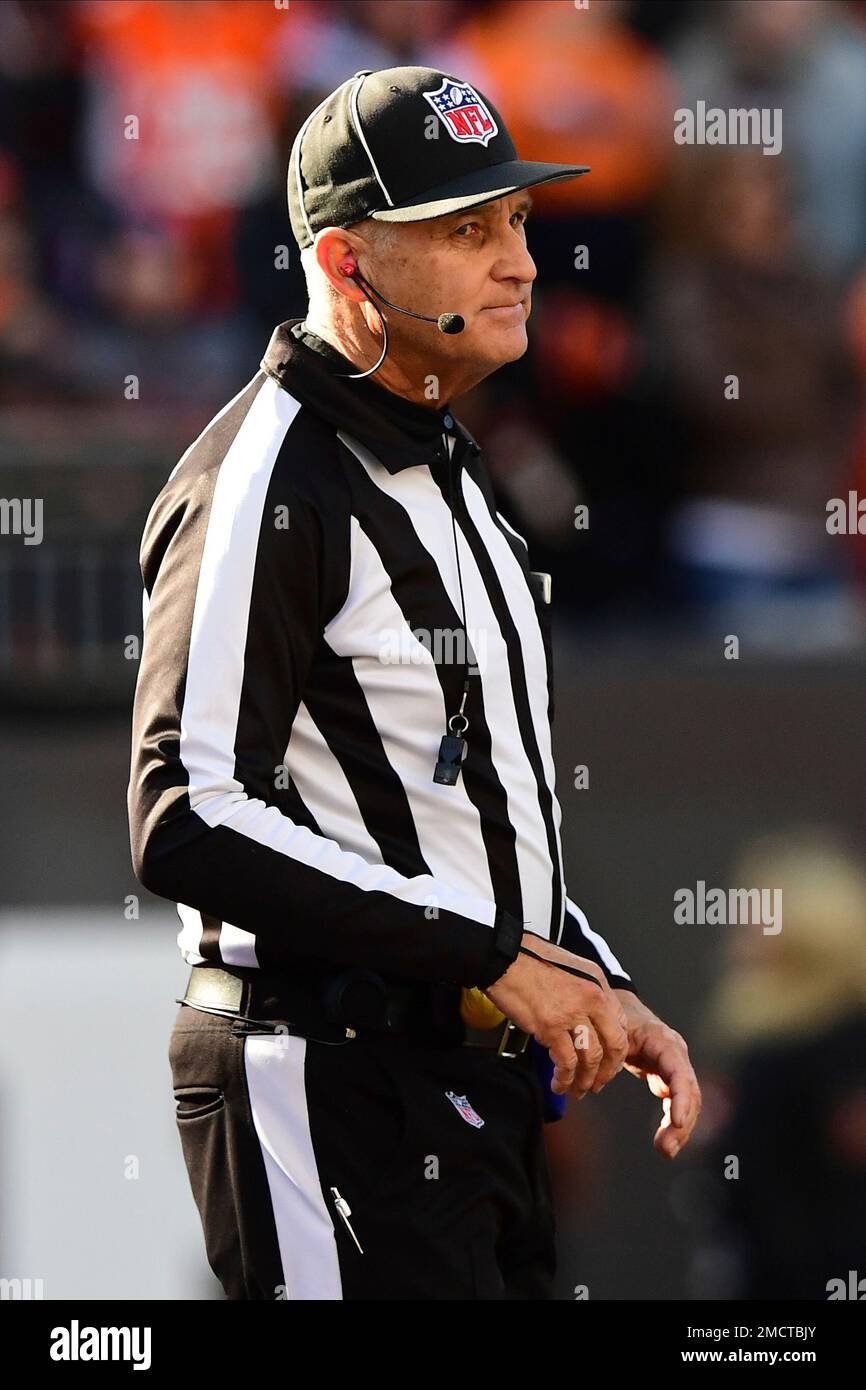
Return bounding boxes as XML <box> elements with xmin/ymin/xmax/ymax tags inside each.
<box><xmin>168</xmin><ymin>1002</ymin><xmax>557</xmax><ymax>1300</ymax></box>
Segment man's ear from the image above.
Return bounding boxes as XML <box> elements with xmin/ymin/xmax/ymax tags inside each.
<box><xmin>313</xmin><ymin>228</ymin><xmax>367</xmax><ymax>302</ymax></box>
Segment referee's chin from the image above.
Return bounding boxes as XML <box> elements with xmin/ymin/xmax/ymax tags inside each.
<box><xmin>466</xmin><ymin>317</ymin><xmax>530</xmax><ymax>369</ymax></box>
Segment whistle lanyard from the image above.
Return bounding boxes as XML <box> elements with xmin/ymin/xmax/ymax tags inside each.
<box><xmin>433</xmin><ymin>431</ymin><xmax>472</xmax><ymax>786</ymax></box>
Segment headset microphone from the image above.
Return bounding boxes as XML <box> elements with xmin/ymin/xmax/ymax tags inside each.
<box><xmin>336</xmin><ymin>261</ymin><xmax>464</xmax><ymax>377</ymax></box>
<box><xmin>339</xmin><ymin>262</ymin><xmax>464</xmax><ymax>335</ymax></box>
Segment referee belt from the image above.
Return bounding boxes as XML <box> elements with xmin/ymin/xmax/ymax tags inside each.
<box><xmin>177</xmin><ymin>963</ymin><xmax>531</xmax><ymax>1058</ymax></box>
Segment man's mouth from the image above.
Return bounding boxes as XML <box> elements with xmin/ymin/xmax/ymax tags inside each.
<box><xmin>480</xmin><ymin>300</ymin><xmax>527</xmax><ymax>317</ymax></box>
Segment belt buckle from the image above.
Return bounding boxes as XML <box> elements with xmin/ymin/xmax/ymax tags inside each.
<box><xmin>497</xmin><ymin>1019</ymin><xmax>530</xmax><ymax>1058</ymax></box>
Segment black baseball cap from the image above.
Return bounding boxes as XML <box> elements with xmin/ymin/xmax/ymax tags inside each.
<box><xmin>288</xmin><ymin>65</ymin><xmax>590</xmax><ymax>250</ymax></box>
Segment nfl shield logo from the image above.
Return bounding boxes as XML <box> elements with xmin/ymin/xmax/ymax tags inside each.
<box><xmin>423</xmin><ymin>79</ymin><xmax>499</xmax><ymax>147</ymax></box>
<box><xmin>445</xmin><ymin>1090</ymin><xmax>485</xmax><ymax>1127</ymax></box>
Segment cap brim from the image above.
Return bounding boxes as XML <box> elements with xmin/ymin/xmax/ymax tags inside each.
<box><xmin>368</xmin><ymin>159</ymin><xmax>590</xmax><ymax>224</ymax></box>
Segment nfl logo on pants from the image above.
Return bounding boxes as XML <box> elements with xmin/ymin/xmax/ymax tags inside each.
<box><xmin>445</xmin><ymin>1090</ymin><xmax>486</xmax><ymax>1128</ymax></box>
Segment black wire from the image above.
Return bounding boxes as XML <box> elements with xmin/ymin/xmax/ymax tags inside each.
<box><xmin>446</xmin><ymin>437</ymin><xmax>472</xmax><ymax>723</ymax></box>
<box><xmin>353</xmin><ymin>269</ymin><xmax>436</xmax><ymax>326</ymax></box>
<box><xmin>517</xmin><ymin>947</ymin><xmax>604</xmax><ymax>988</ymax></box>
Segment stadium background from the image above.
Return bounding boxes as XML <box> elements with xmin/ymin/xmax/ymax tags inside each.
<box><xmin>1</xmin><ymin>0</ymin><xmax>866</xmax><ymax>1300</ymax></box>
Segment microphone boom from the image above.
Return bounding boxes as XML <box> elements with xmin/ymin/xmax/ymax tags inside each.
<box><xmin>352</xmin><ymin>269</ymin><xmax>464</xmax><ymax>335</ymax></box>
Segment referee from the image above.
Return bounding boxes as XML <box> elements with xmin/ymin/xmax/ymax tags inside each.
<box><xmin>127</xmin><ymin>66</ymin><xmax>700</xmax><ymax>1301</ymax></box>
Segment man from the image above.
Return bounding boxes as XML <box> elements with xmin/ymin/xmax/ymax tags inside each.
<box><xmin>128</xmin><ymin>66</ymin><xmax>700</xmax><ymax>1301</ymax></box>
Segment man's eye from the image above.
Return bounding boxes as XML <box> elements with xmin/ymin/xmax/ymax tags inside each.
<box><xmin>454</xmin><ymin>223</ymin><xmax>479</xmax><ymax>238</ymax></box>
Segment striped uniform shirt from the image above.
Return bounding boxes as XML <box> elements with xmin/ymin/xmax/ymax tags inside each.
<box><xmin>127</xmin><ymin>318</ymin><xmax>634</xmax><ymax>995</ymax></box>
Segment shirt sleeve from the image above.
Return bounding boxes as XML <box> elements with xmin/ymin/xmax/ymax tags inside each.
<box><xmin>126</xmin><ymin>414</ymin><xmax>522</xmax><ymax>989</ymax></box>
<box><xmin>560</xmin><ymin>896</ymin><xmax>637</xmax><ymax>994</ymax></box>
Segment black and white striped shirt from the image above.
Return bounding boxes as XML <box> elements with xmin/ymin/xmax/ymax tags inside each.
<box><xmin>127</xmin><ymin>319</ymin><xmax>634</xmax><ymax>994</ymax></box>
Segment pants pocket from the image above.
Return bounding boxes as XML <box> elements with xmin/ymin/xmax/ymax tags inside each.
<box><xmin>173</xmin><ymin>1084</ymin><xmax>225</xmax><ymax>1121</ymax></box>
<box><xmin>167</xmin><ymin>1018</ymin><xmax>248</xmax><ymax>1297</ymax></box>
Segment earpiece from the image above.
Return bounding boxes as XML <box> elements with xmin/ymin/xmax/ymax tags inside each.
<box><xmin>339</xmin><ymin>260</ymin><xmax>357</xmax><ymax>278</ymax></box>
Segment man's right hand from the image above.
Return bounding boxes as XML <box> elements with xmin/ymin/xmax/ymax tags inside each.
<box><xmin>484</xmin><ymin>933</ymin><xmax>630</xmax><ymax>1098</ymax></box>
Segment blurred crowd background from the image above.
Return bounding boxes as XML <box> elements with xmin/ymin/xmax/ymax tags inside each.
<box><xmin>2</xmin><ymin>0</ymin><xmax>866</xmax><ymax>1303</ymax></box>
<box><xmin>5</xmin><ymin>0</ymin><xmax>866</xmax><ymax>692</ymax></box>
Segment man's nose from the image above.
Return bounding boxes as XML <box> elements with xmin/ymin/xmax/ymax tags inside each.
<box><xmin>492</xmin><ymin>234</ymin><xmax>537</xmax><ymax>288</ymax></box>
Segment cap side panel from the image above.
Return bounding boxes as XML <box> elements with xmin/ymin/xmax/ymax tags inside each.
<box><xmin>349</xmin><ymin>74</ymin><xmax>395</xmax><ymax>209</ymax></box>
<box><xmin>289</xmin><ymin>75</ymin><xmax>356</xmax><ymax>247</ymax></box>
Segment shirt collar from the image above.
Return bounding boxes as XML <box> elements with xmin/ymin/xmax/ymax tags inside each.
<box><xmin>260</xmin><ymin>319</ymin><xmax>480</xmax><ymax>473</ymax></box>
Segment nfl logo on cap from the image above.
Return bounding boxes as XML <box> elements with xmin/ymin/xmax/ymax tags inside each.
<box><xmin>423</xmin><ymin>78</ymin><xmax>499</xmax><ymax>147</ymax></box>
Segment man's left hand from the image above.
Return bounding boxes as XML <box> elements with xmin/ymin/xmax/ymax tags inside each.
<box><xmin>610</xmin><ymin>990</ymin><xmax>702</xmax><ymax>1159</ymax></box>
